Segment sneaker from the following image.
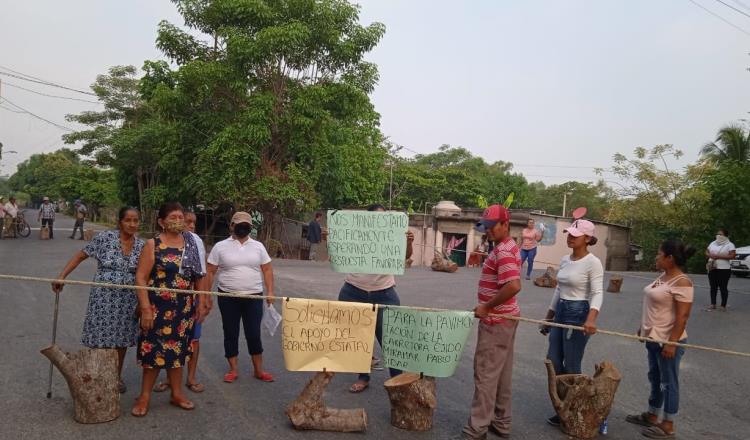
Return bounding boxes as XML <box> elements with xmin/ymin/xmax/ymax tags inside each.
<box><xmin>546</xmin><ymin>415</ymin><xmax>561</xmax><ymax>426</ymax></box>
<box><xmin>488</xmin><ymin>424</ymin><xmax>511</xmax><ymax>438</ymax></box>
<box><xmin>705</xmin><ymin>305</ymin><xmax>716</xmax><ymax>312</ymax></box>
<box><xmin>525</xmin><ymin>276</ymin><xmax>531</xmax><ymax>280</ymax></box>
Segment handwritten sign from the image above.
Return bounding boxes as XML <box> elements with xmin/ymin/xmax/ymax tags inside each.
<box><xmin>381</xmin><ymin>307</ymin><xmax>475</xmax><ymax>377</ymax></box>
<box><xmin>327</xmin><ymin>210</ymin><xmax>408</xmax><ymax>275</ymax></box>
<box><xmin>282</xmin><ymin>298</ymin><xmax>377</xmax><ymax>373</ymax></box>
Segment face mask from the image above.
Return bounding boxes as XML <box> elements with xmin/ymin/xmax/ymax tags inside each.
<box><xmin>164</xmin><ymin>220</ymin><xmax>185</xmax><ymax>233</ymax></box>
<box><xmin>234</xmin><ymin>223</ymin><xmax>251</xmax><ymax>238</ymax></box>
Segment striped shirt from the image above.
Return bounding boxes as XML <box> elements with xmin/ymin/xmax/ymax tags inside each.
<box><xmin>477</xmin><ymin>237</ymin><xmax>521</xmax><ymax>325</ymax></box>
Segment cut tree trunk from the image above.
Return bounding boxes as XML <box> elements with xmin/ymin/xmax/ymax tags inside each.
<box><xmin>431</xmin><ymin>252</ymin><xmax>458</xmax><ymax>273</ymax></box>
<box><xmin>41</xmin><ymin>345</ymin><xmax>119</xmax><ymax>424</ymax></box>
<box><xmin>534</xmin><ymin>266</ymin><xmax>558</xmax><ymax>288</ymax></box>
<box><xmin>83</xmin><ymin>229</ymin><xmax>95</xmax><ymax>241</ymax></box>
<box><xmin>286</xmin><ymin>372</ymin><xmax>367</xmax><ymax>432</ymax></box>
<box><xmin>545</xmin><ymin>359</ymin><xmax>621</xmax><ymax>439</ymax></box>
<box><xmin>607</xmin><ymin>276</ymin><xmax>624</xmax><ymax>293</ymax></box>
<box><xmin>384</xmin><ymin>373</ymin><xmax>437</xmax><ymax>431</ymax></box>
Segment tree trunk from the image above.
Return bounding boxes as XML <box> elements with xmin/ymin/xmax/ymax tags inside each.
<box><xmin>41</xmin><ymin>345</ymin><xmax>120</xmax><ymax>424</ymax></box>
<box><xmin>607</xmin><ymin>276</ymin><xmax>624</xmax><ymax>293</ymax></box>
<box><xmin>431</xmin><ymin>251</ymin><xmax>458</xmax><ymax>273</ymax></box>
<box><xmin>384</xmin><ymin>373</ymin><xmax>437</xmax><ymax>431</ymax></box>
<box><xmin>534</xmin><ymin>266</ymin><xmax>558</xmax><ymax>288</ymax></box>
<box><xmin>286</xmin><ymin>372</ymin><xmax>367</xmax><ymax>432</ymax></box>
<box><xmin>545</xmin><ymin>359</ymin><xmax>621</xmax><ymax>439</ymax></box>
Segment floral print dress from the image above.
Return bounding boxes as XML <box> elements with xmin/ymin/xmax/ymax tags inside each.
<box><xmin>137</xmin><ymin>236</ymin><xmax>196</xmax><ymax>369</ymax></box>
<box><xmin>81</xmin><ymin>230</ymin><xmax>145</xmax><ymax>348</ymax></box>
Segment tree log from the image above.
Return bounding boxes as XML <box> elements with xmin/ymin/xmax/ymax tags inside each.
<box><xmin>286</xmin><ymin>372</ymin><xmax>367</xmax><ymax>432</ymax></box>
<box><xmin>384</xmin><ymin>373</ymin><xmax>437</xmax><ymax>431</ymax></box>
<box><xmin>534</xmin><ymin>266</ymin><xmax>558</xmax><ymax>288</ymax></box>
<box><xmin>545</xmin><ymin>359</ymin><xmax>621</xmax><ymax>439</ymax></box>
<box><xmin>431</xmin><ymin>251</ymin><xmax>458</xmax><ymax>273</ymax></box>
<box><xmin>83</xmin><ymin>229</ymin><xmax>95</xmax><ymax>241</ymax></box>
<box><xmin>41</xmin><ymin>345</ymin><xmax>119</xmax><ymax>424</ymax></box>
<box><xmin>607</xmin><ymin>276</ymin><xmax>624</xmax><ymax>293</ymax></box>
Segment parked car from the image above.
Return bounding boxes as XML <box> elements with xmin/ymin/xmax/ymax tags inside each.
<box><xmin>730</xmin><ymin>246</ymin><xmax>750</xmax><ymax>277</ymax></box>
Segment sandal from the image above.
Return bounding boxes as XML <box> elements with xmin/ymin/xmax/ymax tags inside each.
<box><xmin>131</xmin><ymin>397</ymin><xmax>149</xmax><ymax>417</ymax></box>
<box><xmin>223</xmin><ymin>371</ymin><xmax>238</xmax><ymax>383</ymax></box>
<box><xmin>153</xmin><ymin>381</ymin><xmax>170</xmax><ymax>392</ymax></box>
<box><xmin>626</xmin><ymin>412</ymin><xmax>658</xmax><ymax>427</ymax></box>
<box><xmin>254</xmin><ymin>372</ymin><xmax>274</xmax><ymax>383</ymax></box>
<box><xmin>186</xmin><ymin>382</ymin><xmax>205</xmax><ymax>393</ymax></box>
<box><xmin>169</xmin><ymin>397</ymin><xmax>195</xmax><ymax>411</ymax></box>
<box><xmin>117</xmin><ymin>380</ymin><xmax>127</xmax><ymax>394</ymax></box>
<box><xmin>642</xmin><ymin>425</ymin><xmax>675</xmax><ymax>439</ymax></box>
<box><xmin>348</xmin><ymin>380</ymin><xmax>369</xmax><ymax>393</ymax></box>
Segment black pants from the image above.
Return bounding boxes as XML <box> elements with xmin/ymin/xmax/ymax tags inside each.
<box><xmin>41</xmin><ymin>218</ymin><xmax>54</xmax><ymax>238</ymax></box>
<box><xmin>708</xmin><ymin>269</ymin><xmax>731</xmax><ymax>307</ymax></box>
<box><xmin>71</xmin><ymin>218</ymin><xmax>84</xmax><ymax>239</ymax></box>
<box><xmin>217</xmin><ymin>291</ymin><xmax>264</xmax><ymax>358</ymax></box>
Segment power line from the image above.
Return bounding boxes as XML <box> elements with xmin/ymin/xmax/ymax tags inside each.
<box><xmin>730</xmin><ymin>0</ymin><xmax>750</xmax><ymax>12</ymax></box>
<box><xmin>687</xmin><ymin>0</ymin><xmax>750</xmax><ymax>36</ymax></box>
<box><xmin>0</xmin><ymin>70</ymin><xmax>97</xmax><ymax>97</ymax></box>
<box><xmin>2</xmin><ymin>81</ymin><xmax>101</xmax><ymax>104</ymax></box>
<box><xmin>0</xmin><ymin>97</ymin><xmax>75</xmax><ymax>132</ymax></box>
<box><xmin>0</xmin><ymin>104</ymin><xmax>25</xmax><ymax>114</ymax></box>
<box><xmin>713</xmin><ymin>0</ymin><xmax>750</xmax><ymax>18</ymax></box>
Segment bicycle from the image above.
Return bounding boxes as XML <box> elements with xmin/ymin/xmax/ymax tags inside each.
<box><xmin>15</xmin><ymin>211</ymin><xmax>31</xmax><ymax>238</ymax></box>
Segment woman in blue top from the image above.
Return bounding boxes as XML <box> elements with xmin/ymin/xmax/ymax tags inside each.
<box><xmin>52</xmin><ymin>207</ymin><xmax>145</xmax><ymax>394</ymax></box>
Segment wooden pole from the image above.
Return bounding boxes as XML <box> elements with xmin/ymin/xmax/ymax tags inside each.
<box><xmin>46</xmin><ymin>291</ymin><xmax>60</xmax><ymax>398</ymax></box>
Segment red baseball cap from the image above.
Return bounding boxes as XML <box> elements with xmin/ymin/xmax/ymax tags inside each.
<box><xmin>475</xmin><ymin>204</ymin><xmax>510</xmax><ymax>232</ymax></box>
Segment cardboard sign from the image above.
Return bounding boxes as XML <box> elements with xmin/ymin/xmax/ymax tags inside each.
<box><xmin>381</xmin><ymin>307</ymin><xmax>475</xmax><ymax>377</ymax></box>
<box><xmin>282</xmin><ymin>298</ymin><xmax>377</xmax><ymax>373</ymax></box>
<box><xmin>326</xmin><ymin>210</ymin><xmax>408</xmax><ymax>275</ymax></box>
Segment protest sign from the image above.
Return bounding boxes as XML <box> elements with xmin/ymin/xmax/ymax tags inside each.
<box><xmin>326</xmin><ymin>210</ymin><xmax>408</xmax><ymax>275</ymax></box>
<box><xmin>282</xmin><ymin>298</ymin><xmax>377</xmax><ymax>373</ymax></box>
<box><xmin>381</xmin><ymin>307</ymin><xmax>475</xmax><ymax>377</ymax></box>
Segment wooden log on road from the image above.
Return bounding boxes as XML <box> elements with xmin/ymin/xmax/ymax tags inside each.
<box><xmin>384</xmin><ymin>373</ymin><xmax>437</xmax><ymax>431</ymax></box>
<box><xmin>40</xmin><ymin>345</ymin><xmax>119</xmax><ymax>424</ymax></box>
<box><xmin>534</xmin><ymin>266</ymin><xmax>558</xmax><ymax>288</ymax></box>
<box><xmin>607</xmin><ymin>275</ymin><xmax>624</xmax><ymax>293</ymax></box>
<box><xmin>545</xmin><ymin>359</ymin><xmax>621</xmax><ymax>439</ymax></box>
<box><xmin>286</xmin><ymin>372</ymin><xmax>367</xmax><ymax>432</ymax></box>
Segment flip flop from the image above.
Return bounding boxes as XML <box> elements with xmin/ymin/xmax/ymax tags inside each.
<box><xmin>117</xmin><ymin>380</ymin><xmax>127</xmax><ymax>394</ymax></box>
<box><xmin>642</xmin><ymin>425</ymin><xmax>675</xmax><ymax>439</ymax></box>
<box><xmin>223</xmin><ymin>371</ymin><xmax>238</xmax><ymax>383</ymax></box>
<box><xmin>626</xmin><ymin>412</ymin><xmax>657</xmax><ymax>427</ymax></box>
<box><xmin>131</xmin><ymin>398</ymin><xmax>149</xmax><ymax>417</ymax></box>
<box><xmin>169</xmin><ymin>398</ymin><xmax>195</xmax><ymax>411</ymax></box>
<box><xmin>254</xmin><ymin>372</ymin><xmax>274</xmax><ymax>383</ymax></box>
<box><xmin>186</xmin><ymin>382</ymin><xmax>205</xmax><ymax>393</ymax></box>
<box><xmin>348</xmin><ymin>381</ymin><xmax>369</xmax><ymax>393</ymax></box>
<box><xmin>153</xmin><ymin>381</ymin><xmax>170</xmax><ymax>392</ymax></box>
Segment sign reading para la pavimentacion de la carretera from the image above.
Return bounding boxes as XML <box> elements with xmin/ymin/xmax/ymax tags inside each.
<box><xmin>326</xmin><ymin>210</ymin><xmax>409</xmax><ymax>275</ymax></box>
<box><xmin>282</xmin><ymin>298</ymin><xmax>377</xmax><ymax>373</ymax></box>
<box><xmin>381</xmin><ymin>307</ymin><xmax>475</xmax><ymax>377</ymax></box>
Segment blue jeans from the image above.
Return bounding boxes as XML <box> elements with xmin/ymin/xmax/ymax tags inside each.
<box><xmin>646</xmin><ymin>340</ymin><xmax>686</xmax><ymax>421</ymax></box>
<box><xmin>338</xmin><ymin>282</ymin><xmax>402</xmax><ymax>382</ymax></box>
<box><xmin>520</xmin><ymin>247</ymin><xmax>537</xmax><ymax>277</ymax></box>
<box><xmin>547</xmin><ymin>299</ymin><xmax>590</xmax><ymax>374</ymax></box>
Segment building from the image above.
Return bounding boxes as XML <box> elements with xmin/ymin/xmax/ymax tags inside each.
<box><xmin>408</xmin><ymin>201</ymin><xmax>632</xmax><ymax>271</ymax></box>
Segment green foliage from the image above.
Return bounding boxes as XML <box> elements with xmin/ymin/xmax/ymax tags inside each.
<box><xmin>700</xmin><ymin>124</ymin><xmax>750</xmax><ymax>164</ymax></box>
<box><xmin>702</xmin><ymin>161</ymin><xmax>750</xmax><ymax>246</ymax></box>
<box><xmin>523</xmin><ymin>180</ymin><xmax>614</xmax><ymax>219</ymax></box>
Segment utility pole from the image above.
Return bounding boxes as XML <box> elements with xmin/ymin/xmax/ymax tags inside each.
<box><xmin>562</xmin><ymin>192</ymin><xmax>571</xmax><ymax>217</ymax></box>
<box><xmin>388</xmin><ymin>161</ymin><xmax>394</xmax><ymax>210</ymax></box>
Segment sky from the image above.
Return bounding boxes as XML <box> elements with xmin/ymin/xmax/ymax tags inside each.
<box><xmin>1</xmin><ymin>0</ymin><xmax>749</xmax><ymax>186</ymax></box>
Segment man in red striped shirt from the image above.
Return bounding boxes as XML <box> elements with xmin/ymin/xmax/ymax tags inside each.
<box><xmin>460</xmin><ymin>204</ymin><xmax>522</xmax><ymax>440</ymax></box>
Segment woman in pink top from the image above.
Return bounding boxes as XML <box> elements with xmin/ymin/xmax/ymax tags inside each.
<box><xmin>626</xmin><ymin>239</ymin><xmax>695</xmax><ymax>439</ymax></box>
<box><xmin>520</xmin><ymin>219</ymin><xmax>543</xmax><ymax>280</ymax></box>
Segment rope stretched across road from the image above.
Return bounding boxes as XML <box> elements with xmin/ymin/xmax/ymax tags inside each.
<box><xmin>0</xmin><ymin>273</ymin><xmax>748</xmax><ymax>359</ymax></box>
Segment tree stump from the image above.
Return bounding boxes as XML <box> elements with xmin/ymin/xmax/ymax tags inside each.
<box><xmin>534</xmin><ymin>266</ymin><xmax>558</xmax><ymax>288</ymax></box>
<box><xmin>286</xmin><ymin>372</ymin><xmax>367</xmax><ymax>432</ymax></box>
<box><xmin>431</xmin><ymin>252</ymin><xmax>458</xmax><ymax>273</ymax></box>
<box><xmin>40</xmin><ymin>226</ymin><xmax>50</xmax><ymax>240</ymax></box>
<box><xmin>545</xmin><ymin>359</ymin><xmax>621</xmax><ymax>439</ymax></box>
<box><xmin>83</xmin><ymin>229</ymin><xmax>95</xmax><ymax>241</ymax></box>
<box><xmin>384</xmin><ymin>373</ymin><xmax>437</xmax><ymax>431</ymax></box>
<box><xmin>41</xmin><ymin>345</ymin><xmax>119</xmax><ymax>424</ymax></box>
<box><xmin>607</xmin><ymin>276</ymin><xmax>624</xmax><ymax>293</ymax></box>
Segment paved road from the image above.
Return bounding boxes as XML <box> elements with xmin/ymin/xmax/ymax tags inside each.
<box><xmin>0</xmin><ymin>217</ymin><xmax>748</xmax><ymax>440</ymax></box>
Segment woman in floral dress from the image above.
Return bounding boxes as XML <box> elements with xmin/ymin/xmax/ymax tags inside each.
<box><xmin>131</xmin><ymin>202</ymin><xmax>208</xmax><ymax>417</ymax></box>
<box><xmin>52</xmin><ymin>207</ymin><xmax>144</xmax><ymax>393</ymax></box>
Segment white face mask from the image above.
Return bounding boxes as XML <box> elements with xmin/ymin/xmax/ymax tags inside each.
<box><xmin>716</xmin><ymin>234</ymin><xmax>729</xmax><ymax>245</ymax></box>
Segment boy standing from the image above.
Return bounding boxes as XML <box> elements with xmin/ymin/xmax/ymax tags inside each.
<box><xmin>460</xmin><ymin>205</ymin><xmax>522</xmax><ymax>439</ymax></box>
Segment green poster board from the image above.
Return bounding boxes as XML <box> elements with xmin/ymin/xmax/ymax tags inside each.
<box><xmin>327</xmin><ymin>210</ymin><xmax>408</xmax><ymax>275</ymax></box>
<box><xmin>381</xmin><ymin>307</ymin><xmax>475</xmax><ymax>377</ymax></box>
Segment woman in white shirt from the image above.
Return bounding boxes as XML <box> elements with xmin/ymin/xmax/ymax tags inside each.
<box><xmin>541</xmin><ymin>219</ymin><xmax>604</xmax><ymax>427</ymax></box>
<box><xmin>705</xmin><ymin>228</ymin><xmax>735</xmax><ymax>311</ymax></box>
<box><xmin>207</xmin><ymin>211</ymin><xmax>275</xmax><ymax>384</ymax></box>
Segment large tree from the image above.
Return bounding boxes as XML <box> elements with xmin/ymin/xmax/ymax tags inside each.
<box><xmin>700</xmin><ymin>124</ymin><xmax>750</xmax><ymax>164</ymax></box>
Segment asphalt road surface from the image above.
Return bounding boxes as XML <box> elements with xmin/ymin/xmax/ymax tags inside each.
<box><xmin>1</xmin><ymin>215</ymin><xmax>748</xmax><ymax>440</ymax></box>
